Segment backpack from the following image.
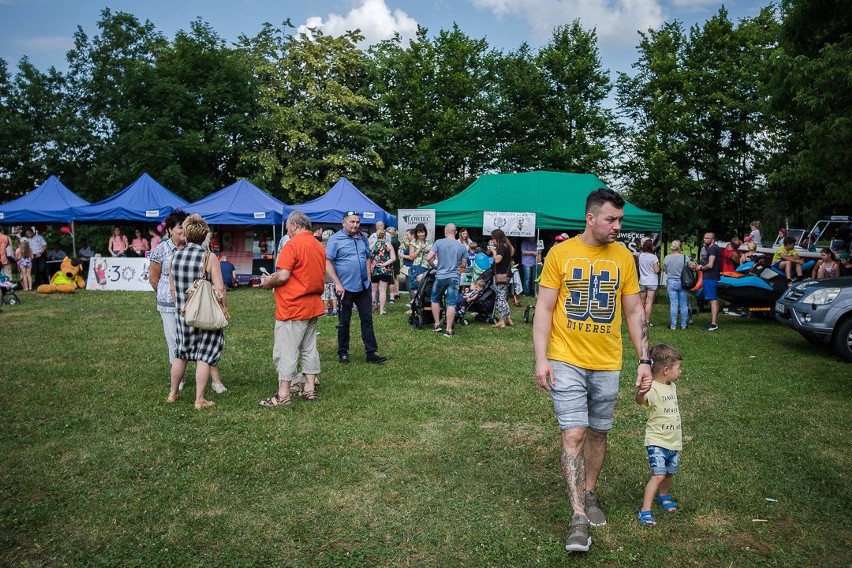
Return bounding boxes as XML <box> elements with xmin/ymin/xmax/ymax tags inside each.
<box><xmin>680</xmin><ymin>256</ymin><xmax>699</xmax><ymax>290</ymax></box>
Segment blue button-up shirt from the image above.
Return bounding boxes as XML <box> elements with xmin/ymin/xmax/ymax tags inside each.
<box><xmin>326</xmin><ymin>229</ymin><xmax>372</xmax><ymax>292</ymax></box>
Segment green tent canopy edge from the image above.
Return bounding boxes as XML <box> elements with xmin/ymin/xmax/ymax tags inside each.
<box><xmin>420</xmin><ymin>171</ymin><xmax>662</xmax><ymax>232</ymax></box>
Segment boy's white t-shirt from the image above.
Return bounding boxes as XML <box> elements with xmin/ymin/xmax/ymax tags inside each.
<box><xmin>643</xmin><ymin>381</ymin><xmax>682</xmax><ymax>450</ymax></box>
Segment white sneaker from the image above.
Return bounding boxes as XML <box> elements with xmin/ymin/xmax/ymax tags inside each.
<box><xmin>178</xmin><ymin>380</ymin><xmax>185</xmax><ymax>392</ymax></box>
<box><xmin>212</xmin><ymin>382</ymin><xmax>227</xmax><ymax>394</ymax></box>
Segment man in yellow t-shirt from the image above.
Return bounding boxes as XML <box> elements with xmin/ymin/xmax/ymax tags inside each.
<box><xmin>533</xmin><ymin>188</ymin><xmax>652</xmax><ymax>554</ymax></box>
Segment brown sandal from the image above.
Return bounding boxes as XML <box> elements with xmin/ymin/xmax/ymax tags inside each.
<box><xmin>194</xmin><ymin>399</ymin><xmax>215</xmax><ymax>410</ymax></box>
<box><xmin>259</xmin><ymin>393</ymin><xmax>292</xmax><ymax>408</ymax></box>
<box><xmin>166</xmin><ymin>393</ymin><xmax>180</xmax><ymax>403</ymax></box>
<box><xmin>303</xmin><ymin>390</ymin><xmax>318</xmax><ymax>402</ymax></box>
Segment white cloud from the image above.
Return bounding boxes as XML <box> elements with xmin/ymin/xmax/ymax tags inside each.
<box><xmin>669</xmin><ymin>0</ymin><xmax>719</xmax><ymax>7</ymax></box>
<box><xmin>298</xmin><ymin>0</ymin><xmax>419</xmax><ymax>47</ymax></box>
<box><xmin>471</xmin><ymin>0</ymin><xmax>665</xmax><ymax>47</ymax></box>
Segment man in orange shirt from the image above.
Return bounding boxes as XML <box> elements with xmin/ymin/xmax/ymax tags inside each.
<box><xmin>258</xmin><ymin>211</ymin><xmax>327</xmax><ymax>407</ymax></box>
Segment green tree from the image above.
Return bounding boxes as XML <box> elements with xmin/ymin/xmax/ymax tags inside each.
<box><xmin>64</xmin><ymin>9</ymin><xmax>168</xmax><ymax>200</ymax></box>
<box><xmin>617</xmin><ymin>8</ymin><xmax>780</xmax><ymax>242</ymax></box>
<box><xmin>533</xmin><ymin>22</ymin><xmax>618</xmax><ymax>176</ymax></box>
<box><xmin>239</xmin><ymin>23</ymin><xmax>381</xmax><ymax>203</ymax></box>
<box><xmin>65</xmin><ymin>11</ymin><xmax>260</xmax><ymax>201</ymax></box>
<box><xmin>368</xmin><ymin>25</ymin><xmax>500</xmax><ymax>208</ymax></box>
<box><xmin>768</xmin><ymin>0</ymin><xmax>852</xmax><ymax>221</ymax></box>
<box><xmin>0</xmin><ymin>59</ymin><xmax>70</xmax><ymax>201</ymax></box>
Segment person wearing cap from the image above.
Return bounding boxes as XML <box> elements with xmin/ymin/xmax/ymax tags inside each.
<box><xmin>326</xmin><ymin>211</ymin><xmax>388</xmax><ymax>364</ymax></box>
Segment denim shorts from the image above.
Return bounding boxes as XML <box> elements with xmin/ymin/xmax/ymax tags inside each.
<box><xmin>646</xmin><ymin>445</ymin><xmax>680</xmax><ymax>475</ymax></box>
<box><xmin>549</xmin><ymin>360</ymin><xmax>620</xmax><ymax>432</ymax></box>
<box><xmin>431</xmin><ymin>276</ymin><xmax>460</xmax><ymax>306</ymax></box>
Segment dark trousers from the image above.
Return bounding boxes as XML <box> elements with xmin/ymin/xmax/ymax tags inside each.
<box><xmin>32</xmin><ymin>255</ymin><xmax>48</xmax><ymax>286</ymax></box>
<box><xmin>337</xmin><ymin>287</ymin><xmax>379</xmax><ymax>356</ymax></box>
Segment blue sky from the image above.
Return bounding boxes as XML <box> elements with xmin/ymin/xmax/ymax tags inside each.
<box><xmin>1</xmin><ymin>0</ymin><xmax>771</xmax><ymax>78</ymax></box>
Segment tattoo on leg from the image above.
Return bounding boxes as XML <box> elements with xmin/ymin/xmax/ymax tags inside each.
<box><xmin>561</xmin><ymin>449</ymin><xmax>586</xmax><ymax>515</ymax></box>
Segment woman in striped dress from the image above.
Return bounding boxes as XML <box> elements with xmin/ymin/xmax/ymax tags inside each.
<box><xmin>167</xmin><ymin>214</ymin><xmax>227</xmax><ymax>409</ymax></box>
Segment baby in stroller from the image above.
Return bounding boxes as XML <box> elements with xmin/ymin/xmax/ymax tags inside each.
<box><xmin>459</xmin><ymin>269</ymin><xmax>497</xmax><ymax>324</ymax></box>
<box><xmin>0</xmin><ymin>272</ymin><xmax>19</xmax><ymax>307</ymax></box>
<box><xmin>456</xmin><ymin>278</ymin><xmax>486</xmax><ymax>317</ymax></box>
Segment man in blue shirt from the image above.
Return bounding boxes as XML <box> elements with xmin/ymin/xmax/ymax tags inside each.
<box><xmin>326</xmin><ymin>211</ymin><xmax>387</xmax><ymax>364</ymax></box>
<box><xmin>426</xmin><ymin>223</ymin><xmax>468</xmax><ymax>337</ymax></box>
<box><xmin>219</xmin><ymin>254</ymin><xmax>237</xmax><ymax>290</ymax></box>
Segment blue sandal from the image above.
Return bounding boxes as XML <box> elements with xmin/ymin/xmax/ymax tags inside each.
<box><xmin>638</xmin><ymin>510</ymin><xmax>657</xmax><ymax>526</ymax></box>
<box><xmin>657</xmin><ymin>495</ymin><xmax>678</xmax><ymax>512</ymax></box>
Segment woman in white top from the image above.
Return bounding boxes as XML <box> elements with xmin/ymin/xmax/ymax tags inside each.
<box><xmin>638</xmin><ymin>239</ymin><xmax>660</xmax><ymax>326</ymax></box>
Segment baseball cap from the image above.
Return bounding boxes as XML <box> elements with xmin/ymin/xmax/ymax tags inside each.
<box><xmin>554</xmin><ymin>233</ymin><xmax>569</xmax><ymax>242</ymax></box>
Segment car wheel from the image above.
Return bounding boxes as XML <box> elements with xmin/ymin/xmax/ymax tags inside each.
<box><xmin>832</xmin><ymin>317</ymin><xmax>852</xmax><ymax>363</ymax></box>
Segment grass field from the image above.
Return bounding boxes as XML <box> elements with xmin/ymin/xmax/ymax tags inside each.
<box><xmin>1</xmin><ymin>288</ymin><xmax>850</xmax><ymax>567</ymax></box>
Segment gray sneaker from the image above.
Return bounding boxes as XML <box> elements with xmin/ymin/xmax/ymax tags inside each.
<box><xmin>565</xmin><ymin>514</ymin><xmax>591</xmax><ymax>553</ymax></box>
<box><xmin>585</xmin><ymin>491</ymin><xmax>606</xmax><ymax>527</ymax></box>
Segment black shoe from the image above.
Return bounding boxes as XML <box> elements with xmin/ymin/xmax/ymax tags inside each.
<box><xmin>366</xmin><ymin>352</ymin><xmax>387</xmax><ymax>364</ymax></box>
<box><xmin>339</xmin><ymin>353</ymin><xmax>350</xmax><ymax>364</ymax></box>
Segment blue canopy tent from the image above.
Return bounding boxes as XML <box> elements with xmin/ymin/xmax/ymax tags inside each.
<box><xmin>186</xmin><ymin>179</ymin><xmax>287</xmax><ymax>226</ymax></box>
<box><xmin>186</xmin><ymin>179</ymin><xmax>289</xmax><ymax>278</ymax></box>
<box><xmin>285</xmin><ymin>177</ymin><xmax>397</xmax><ymax>227</ymax></box>
<box><xmin>0</xmin><ymin>175</ymin><xmax>89</xmax><ymax>224</ymax></box>
<box><xmin>73</xmin><ymin>173</ymin><xmax>188</xmax><ymax>222</ymax></box>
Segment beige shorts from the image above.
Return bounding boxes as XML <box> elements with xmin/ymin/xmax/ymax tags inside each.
<box><xmin>272</xmin><ymin>318</ymin><xmax>321</xmax><ymax>382</ymax></box>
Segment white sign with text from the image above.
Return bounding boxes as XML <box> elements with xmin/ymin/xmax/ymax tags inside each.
<box><xmin>87</xmin><ymin>257</ymin><xmax>152</xmax><ymax>291</ymax></box>
<box><xmin>482</xmin><ymin>211</ymin><xmax>536</xmax><ymax>237</ymax></box>
<box><xmin>397</xmin><ymin>209</ymin><xmax>436</xmax><ymax>240</ymax></box>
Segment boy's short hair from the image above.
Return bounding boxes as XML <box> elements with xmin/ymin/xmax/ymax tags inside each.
<box><xmin>649</xmin><ymin>344</ymin><xmax>683</xmax><ymax>374</ymax></box>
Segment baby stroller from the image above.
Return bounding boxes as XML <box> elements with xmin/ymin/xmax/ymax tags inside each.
<box><xmin>459</xmin><ymin>268</ymin><xmax>497</xmax><ymax>325</ymax></box>
<box><xmin>0</xmin><ymin>274</ymin><xmax>20</xmax><ymax>306</ymax></box>
<box><xmin>409</xmin><ymin>268</ymin><xmax>441</xmax><ymax>329</ymax></box>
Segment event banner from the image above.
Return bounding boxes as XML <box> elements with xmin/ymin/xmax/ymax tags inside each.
<box><xmin>86</xmin><ymin>256</ymin><xmax>152</xmax><ymax>291</ymax></box>
<box><xmin>397</xmin><ymin>209</ymin><xmax>435</xmax><ymax>239</ymax></box>
<box><xmin>483</xmin><ymin>211</ymin><xmax>536</xmax><ymax>237</ymax></box>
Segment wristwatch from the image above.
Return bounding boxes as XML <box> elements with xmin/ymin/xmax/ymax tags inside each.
<box><xmin>639</xmin><ymin>359</ymin><xmax>653</xmax><ymax>366</ymax></box>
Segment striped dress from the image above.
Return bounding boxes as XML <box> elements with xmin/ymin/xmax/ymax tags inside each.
<box><xmin>171</xmin><ymin>243</ymin><xmax>224</xmax><ymax>365</ymax></box>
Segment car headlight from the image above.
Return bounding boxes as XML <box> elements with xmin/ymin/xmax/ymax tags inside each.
<box><xmin>801</xmin><ymin>287</ymin><xmax>841</xmax><ymax>305</ymax></box>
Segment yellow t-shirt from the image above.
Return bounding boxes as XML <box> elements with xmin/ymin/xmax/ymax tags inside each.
<box><xmin>643</xmin><ymin>381</ymin><xmax>682</xmax><ymax>450</ymax></box>
<box><xmin>773</xmin><ymin>247</ymin><xmax>798</xmax><ymax>263</ymax></box>
<box><xmin>539</xmin><ymin>236</ymin><xmax>640</xmax><ymax>370</ymax></box>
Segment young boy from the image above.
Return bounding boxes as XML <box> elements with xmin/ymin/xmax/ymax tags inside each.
<box><xmin>635</xmin><ymin>343</ymin><xmax>683</xmax><ymax>526</ymax></box>
<box><xmin>455</xmin><ymin>278</ymin><xmax>486</xmax><ymax>315</ymax></box>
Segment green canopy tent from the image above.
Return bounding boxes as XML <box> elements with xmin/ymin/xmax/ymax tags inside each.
<box><xmin>421</xmin><ymin>171</ymin><xmax>662</xmax><ymax>232</ymax></box>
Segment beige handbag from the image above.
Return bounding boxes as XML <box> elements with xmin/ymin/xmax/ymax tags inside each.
<box><xmin>181</xmin><ymin>252</ymin><xmax>230</xmax><ymax>330</ymax></box>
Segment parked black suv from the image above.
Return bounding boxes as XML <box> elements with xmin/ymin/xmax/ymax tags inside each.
<box><xmin>775</xmin><ymin>276</ymin><xmax>852</xmax><ymax>362</ymax></box>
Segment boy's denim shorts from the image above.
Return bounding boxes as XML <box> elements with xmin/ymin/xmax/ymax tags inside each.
<box><xmin>646</xmin><ymin>445</ymin><xmax>680</xmax><ymax>475</ymax></box>
<box><xmin>549</xmin><ymin>360</ymin><xmax>620</xmax><ymax>432</ymax></box>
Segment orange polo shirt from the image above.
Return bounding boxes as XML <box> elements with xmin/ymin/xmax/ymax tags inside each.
<box><xmin>274</xmin><ymin>231</ymin><xmax>326</xmax><ymax>321</ymax></box>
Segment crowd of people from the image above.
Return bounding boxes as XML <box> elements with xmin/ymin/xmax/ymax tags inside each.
<box><xmin>6</xmin><ymin>193</ymin><xmax>852</xmax><ymax>557</ymax></box>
